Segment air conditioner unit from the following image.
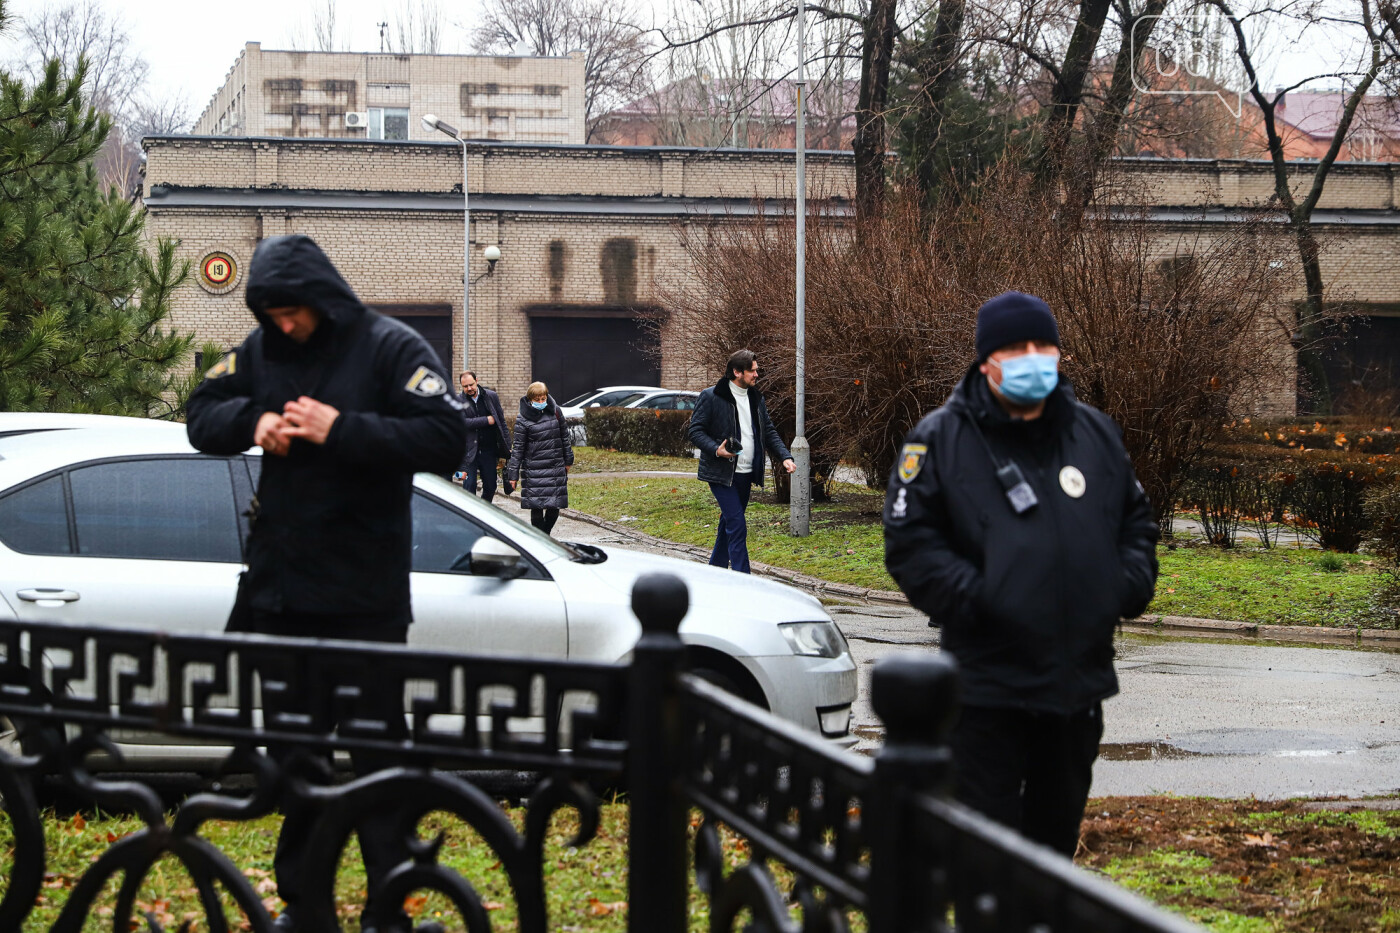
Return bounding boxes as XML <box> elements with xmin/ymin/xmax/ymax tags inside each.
<box><xmin>344</xmin><ymin>111</ymin><xmax>369</xmax><ymax>129</ymax></box>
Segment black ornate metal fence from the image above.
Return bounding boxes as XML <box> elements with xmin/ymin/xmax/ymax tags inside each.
<box><xmin>0</xmin><ymin>573</ymin><xmax>1198</xmax><ymax>933</ymax></box>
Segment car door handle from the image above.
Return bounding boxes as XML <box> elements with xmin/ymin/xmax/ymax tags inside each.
<box><xmin>17</xmin><ymin>588</ymin><xmax>81</xmax><ymax>603</ymax></box>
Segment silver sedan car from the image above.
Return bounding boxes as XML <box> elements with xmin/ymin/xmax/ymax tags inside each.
<box><xmin>0</xmin><ymin>422</ymin><xmax>857</xmax><ymax>767</ymax></box>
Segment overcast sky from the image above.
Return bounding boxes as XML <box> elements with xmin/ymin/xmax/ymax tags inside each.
<box><xmin>0</xmin><ymin>0</ymin><xmax>1370</xmax><ymax>126</ymax></box>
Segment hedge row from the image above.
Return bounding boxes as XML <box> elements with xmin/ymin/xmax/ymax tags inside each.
<box><xmin>580</xmin><ymin>407</ymin><xmax>695</xmax><ymax>457</ymax></box>
<box><xmin>1183</xmin><ymin>420</ymin><xmax>1400</xmax><ymax>552</ymax></box>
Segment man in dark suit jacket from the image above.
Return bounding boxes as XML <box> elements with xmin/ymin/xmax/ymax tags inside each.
<box><xmin>457</xmin><ymin>370</ymin><xmax>511</xmax><ymax>502</ymax></box>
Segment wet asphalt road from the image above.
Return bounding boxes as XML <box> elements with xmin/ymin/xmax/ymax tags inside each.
<box><xmin>548</xmin><ymin>506</ymin><xmax>1400</xmax><ymax>799</ymax></box>
<box><xmin>827</xmin><ymin>601</ymin><xmax>1400</xmax><ymax>800</ymax></box>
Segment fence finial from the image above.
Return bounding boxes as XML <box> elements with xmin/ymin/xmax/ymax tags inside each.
<box><xmin>871</xmin><ymin>653</ymin><xmax>959</xmax><ymax>747</ymax></box>
<box><xmin>631</xmin><ymin>572</ymin><xmax>689</xmax><ymax>633</ymax></box>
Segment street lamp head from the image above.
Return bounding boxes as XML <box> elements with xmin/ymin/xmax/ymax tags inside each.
<box><xmin>421</xmin><ymin>113</ymin><xmax>461</xmax><ymax>139</ymax></box>
<box><xmin>483</xmin><ymin>245</ymin><xmax>501</xmax><ymax>263</ymax></box>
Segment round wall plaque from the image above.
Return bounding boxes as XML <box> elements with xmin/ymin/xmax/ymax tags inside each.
<box><xmin>198</xmin><ymin>252</ymin><xmax>239</xmax><ymax>294</ymax></box>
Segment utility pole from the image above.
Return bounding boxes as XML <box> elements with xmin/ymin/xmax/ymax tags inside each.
<box><xmin>789</xmin><ymin>0</ymin><xmax>811</xmax><ymax>537</ymax></box>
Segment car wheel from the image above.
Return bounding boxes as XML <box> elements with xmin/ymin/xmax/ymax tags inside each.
<box><xmin>685</xmin><ymin>647</ymin><xmax>769</xmax><ymax>711</ymax></box>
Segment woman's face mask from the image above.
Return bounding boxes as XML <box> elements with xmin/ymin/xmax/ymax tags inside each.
<box><xmin>989</xmin><ymin>351</ymin><xmax>1060</xmax><ymax>404</ymax></box>
<box><xmin>530</xmin><ymin>399</ymin><xmax>548</xmax><ymax>410</ymax></box>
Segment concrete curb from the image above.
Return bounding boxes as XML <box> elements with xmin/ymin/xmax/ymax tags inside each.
<box><xmin>560</xmin><ymin>507</ymin><xmax>1400</xmax><ymax>648</ymax></box>
<box><xmin>558</xmin><ymin>507</ymin><xmax>910</xmax><ymax>604</ymax></box>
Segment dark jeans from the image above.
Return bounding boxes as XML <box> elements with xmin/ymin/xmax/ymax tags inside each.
<box><xmin>463</xmin><ymin>447</ymin><xmax>499</xmax><ymax>502</ymax></box>
<box><xmin>226</xmin><ymin>593</ymin><xmax>412</xmax><ymax>923</ymax></box>
<box><xmin>530</xmin><ymin>507</ymin><xmax>559</xmax><ymax>534</ymax></box>
<box><xmin>708</xmin><ymin>470</ymin><xmax>755</xmax><ymax>573</ymax></box>
<box><xmin>949</xmin><ymin>703</ymin><xmax>1104</xmax><ymax>858</ymax></box>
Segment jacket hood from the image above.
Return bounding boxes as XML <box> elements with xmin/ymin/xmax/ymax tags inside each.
<box><xmin>519</xmin><ymin>394</ymin><xmax>560</xmax><ymax>421</ymax></box>
<box><xmin>245</xmin><ymin>235</ymin><xmax>365</xmax><ymax>341</ymax></box>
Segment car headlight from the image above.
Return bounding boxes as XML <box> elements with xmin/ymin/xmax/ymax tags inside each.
<box><xmin>778</xmin><ymin>621</ymin><xmax>848</xmax><ymax>658</ymax></box>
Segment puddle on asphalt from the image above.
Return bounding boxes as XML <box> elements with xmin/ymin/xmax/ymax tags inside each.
<box><xmin>1098</xmin><ymin>741</ymin><xmax>1206</xmax><ymax>761</ymax></box>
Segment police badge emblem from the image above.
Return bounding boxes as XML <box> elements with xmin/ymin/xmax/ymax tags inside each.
<box><xmin>1059</xmin><ymin>465</ymin><xmax>1087</xmax><ymax>498</ymax></box>
<box><xmin>404</xmin><ymin>366</ymin><xmax>447</xmax><ymax>397</ymax></box>
<box><xmin>898</xmin><ymin>444</ymin><xmax>927</xmax><ymax>483</ymax></box>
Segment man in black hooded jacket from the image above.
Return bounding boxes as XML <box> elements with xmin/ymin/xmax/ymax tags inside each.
<box><xmin>883</xmin><ymin>291</ymin><xmax>1158</xmax><ymax>858</ymax></box>
<box><xmin>186</xmin><ymin>234</ymin><xmax>465</xmax><ymax>932</ymax></box>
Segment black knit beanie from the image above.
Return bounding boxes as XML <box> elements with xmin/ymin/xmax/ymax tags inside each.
<box><xmin>975</xmin><ymin>291</ymin><xmax>1060</xmax><ymax>361</ymax></box>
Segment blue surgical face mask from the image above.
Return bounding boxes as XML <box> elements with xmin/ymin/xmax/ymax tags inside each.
<box><xmin>990</xmin><ymin>352</ymin><xmax>1059</xmax><ymax>404</ymax></box>
<box><xmin>531</xmin><ymin>400</ymin><xmax>548</xmax><ymax>410</ymax></box>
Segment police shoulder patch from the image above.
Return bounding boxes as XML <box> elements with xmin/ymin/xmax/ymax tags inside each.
<box><xmin>898</xmin><ymin>443</ymin><xmax>928</xmax><ymax>483</ymax></box>
<box><xmin>405</xmin><ymin>366</ymin><xmax>447</xmax><ymax>397</ymax></box>
<box><xmin>204</xmin><ymin>352</ymin><xmax>236</xmax><ymax>379</ymax></box>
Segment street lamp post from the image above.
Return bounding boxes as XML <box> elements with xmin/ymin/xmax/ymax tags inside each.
<box><xmin>789</xmin><ymin>0</ymin><xmax>811</xmax><ymax>537</ymax></box>
<box><xmin>422</xmin><ymin>114</ymin><xmax>470</xmax><ymax>371</ymax></box>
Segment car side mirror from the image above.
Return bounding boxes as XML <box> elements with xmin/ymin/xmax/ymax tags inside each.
<box><xmin>470</xmin><ymin>536</ymin><xmax>527</xmax><ymax>580</ymax></box>
<box><xmin>588</xmin><ymin>402</ymin><xmax>600</xmax><ymax>408</ymax></box>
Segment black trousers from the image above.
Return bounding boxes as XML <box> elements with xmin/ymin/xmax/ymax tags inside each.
<box><xmin>530</xmin><ymin>507</ymin><xmax>559</xmax><ymax>534</ymax></box>
<box><xmin>463</xmin><ymin>447</ymin><xmax>499</xmax><ymax>502</ymax></box>
<box><xmin>948</xmin><ymin>703</ymin><xmax>1103</xmax><ymax>858</ymax></box>
<box><xmin>227</xmin><ymin>593</ymin><xmax>412</xmax><ymax>922</ymax></box>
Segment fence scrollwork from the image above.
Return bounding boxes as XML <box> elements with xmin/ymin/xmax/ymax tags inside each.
<box><xmin>0</xmin><ymin>574</ymin><xmax>1200</xmax><ymax>933</ymax></box>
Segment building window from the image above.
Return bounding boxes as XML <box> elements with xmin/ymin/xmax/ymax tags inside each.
<box><xmin>369</xmin><ymin>107</ymin><xmax>409</xmax><ymax>140</ymax></box>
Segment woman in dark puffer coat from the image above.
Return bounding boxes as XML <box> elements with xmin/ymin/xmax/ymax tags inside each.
<box><xmin>506</xmin><ymin>380</ymin><xmax>574</xmax><ymax>534</ymax></box>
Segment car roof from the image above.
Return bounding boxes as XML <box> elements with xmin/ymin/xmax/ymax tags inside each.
<box><xmin>584</xmin><ymin>386</ymin><xmax>667</xmax><ymax>394</ymax></box>
<box><xmin>0</xmin><ymin>412</ymin><xmax>186</xmax><ymax>439</ymax></box>
<box><xmin>0</xmin><ymin>427</ymin><xmax>206</xmax><ymax>487</ymax></box>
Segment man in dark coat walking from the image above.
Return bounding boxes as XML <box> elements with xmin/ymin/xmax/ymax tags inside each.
<box><xmin>882</xmin><ymin>291</ymin><xmax>1158</xmax><ymax>858</ymax></box>
<box><xmin>186</xmin><ymin>234</ymin><xmax>466</xmax><ymax>933</ymax></box>
<box><xmin>687</xmin><ymin>349</ymin><xmax>796</xmax><ymax>573</ymax></box>
<box><xmin>456</xmin><ymin>370</ymin><xmax>510</xmax><ymax>502</ymax></box>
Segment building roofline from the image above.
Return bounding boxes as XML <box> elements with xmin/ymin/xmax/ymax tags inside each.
<box><xmin>140</xmin><ymin>186</ymin><xmax>1399</xmax><ymax>225</ymax></box>
<box><xmin>142</xmin><ymin>134</ymin><xmax>1400</xmax><ymax>168</ymax></box>
<box><xmin>244</xmin><ymin>46</ymin><xmax>579</xmax><ymax>63</ymax></box>
<box><xmin>140</xmin><ymin>133</ymin><xmax>858</xmax><ymax>159</ymax></box>
<box><xmin>142</xmin><ymin>186</ymin><xmax>854</xmax><ymax>217</ymax></box>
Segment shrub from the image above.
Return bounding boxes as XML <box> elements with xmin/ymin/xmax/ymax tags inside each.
<box><xmin>664</xmin><ymin>161</ymin><xmax>1289</xmax><ymax>526</ymax></box>
<box><xmin>1189</xmin><ymin>425</ymin><xmax>1398</xmax><ymax>552</ymax></box>
<box><xmin>1317</xmin><ymin>552</ymin><xmax>1346</xmax><ymax>573</ymax></box>
<box><xmin>582</xmin><ymin>407</ymin><xmax>694</xmax><ymax>457</ymax></box>
<box><xmin>1365</xmin><ymin>483</ymin><xmax>1400</xmax><ymax>566</ymax></box>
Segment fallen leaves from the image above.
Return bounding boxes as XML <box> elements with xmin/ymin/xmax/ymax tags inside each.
<box><xmin>587</xmin><ymin>897</ymin><xmax>627</xmax><ymax>916</ymax></box>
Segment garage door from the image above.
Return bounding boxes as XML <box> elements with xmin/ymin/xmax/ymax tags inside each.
<box><xmin>530</xmin><ymin>316</ymin><xmax>660</xmax><ymax>402</ymax></box>
<box><xmin>373</xmin><ymin>304</ymin><xmax>454</xmax><ymax>374</ymax></box>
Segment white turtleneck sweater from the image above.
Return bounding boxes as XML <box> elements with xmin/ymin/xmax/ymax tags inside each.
<box><xmin>731</xmin><ymin>382</ymin><xmax>755</xmax><ymax>474</ymax></box>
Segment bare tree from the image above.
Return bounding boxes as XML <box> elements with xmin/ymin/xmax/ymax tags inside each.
<box><xmin>10</xmin><ymin>0</ymin><xmax>146</xmax><ymax>118</ymax></box>
<box><xmin>4</xmin><ymin>0</ymin><xmax>196</xmax><ymax>194</ymax></box>
<box><xmin>472</xmin><ymin>0</ymin><xmax>650</xmax><ymax>138</ymax></box>
<box><xmin>390</xmin><ymin>0</ymin><xmax>445</xmax><ymax>54</ymax></box>
<box><xmin>284</xmin><ymin>0</ymin><xmax>351</xmax><ymax>52</ymax></box>
<box><xmin>1204</xmin><ymin>0</ymin><xmax>1397</xmax><ymax>410</ymax></box>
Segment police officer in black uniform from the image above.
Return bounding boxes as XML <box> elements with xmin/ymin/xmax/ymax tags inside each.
<box><xmin>187</xmin><ymin>234</ymin><xmax>466</xmax><ymax>932</ymax></box>
<box><xmin>882</xmin><ymin>291</ymin><xmax>1158</xmax><ymax>858</ymax></box>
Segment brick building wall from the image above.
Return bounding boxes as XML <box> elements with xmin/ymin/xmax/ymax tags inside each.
<box><xmin>142</xmin><ymin>137</ymin><xmax>1400</xmax><ymax>414</ymax></box>
<box><xmin>143</xmin><ymin>136</ymin><xmax>854</xmax><ymax>403</ymax></box>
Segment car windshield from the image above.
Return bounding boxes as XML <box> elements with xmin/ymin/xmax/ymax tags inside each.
<box><xmin>563</xmin><ymin>390</ymin><xmax>601</xmax><ymax>407</ymax></box>
<box><xmin>415</xmin><ymin>473</ymin><xmax>578</xmax><ymax>559</ymax></box>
